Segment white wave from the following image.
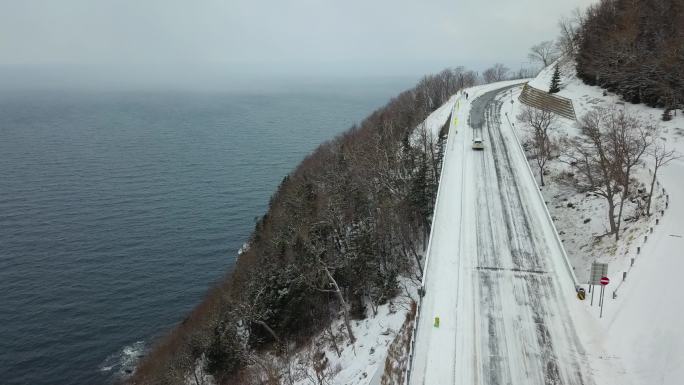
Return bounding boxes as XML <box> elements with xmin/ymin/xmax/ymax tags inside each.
<box><xmin>99</xmin><ymin>340</ymin><xmax>146</xmax><ymax>378</ymax></box>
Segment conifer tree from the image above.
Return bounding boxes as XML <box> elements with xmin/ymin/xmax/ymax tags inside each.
<box><xmin>549</xmin><ymin>64</ymin><xmax>561</xmax><ymax>94</ymax></box>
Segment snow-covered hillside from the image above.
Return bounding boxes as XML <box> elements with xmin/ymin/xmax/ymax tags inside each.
<box><xmin>510</xmin><ymin>60</ymin><xmax>684</xmax><ymax>385</ymax></box>
<box><xmin>202</xmin><ymin>92</ymin><xmax>460</xmax><ymax>385</ymax></box>
<box><xmin>278</xmin><ymin>93</ymin><xmax>462</xmax><ymax>385</ymax></box>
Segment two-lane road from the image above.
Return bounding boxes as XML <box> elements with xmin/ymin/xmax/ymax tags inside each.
<box><xmin>409</xmin><ymin>85</ymin><xmax>592</xmax><ymax>385</ymax></box>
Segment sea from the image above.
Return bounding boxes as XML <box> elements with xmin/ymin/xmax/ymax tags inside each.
<box><xmin>0</xmin><ymin>79</ymin><xmax>411</xmax><ymax>385</ymax></box>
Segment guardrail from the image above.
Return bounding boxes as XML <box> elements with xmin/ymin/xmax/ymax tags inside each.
<box><xmin>612</xmin><ymin>180</ymin><xmax>669</xmax><ymax>298</ymax></box>
<box><xmin>403</xmin><ymin>95</ymin><xmax>461</xmax><ymax>385</ymax></box>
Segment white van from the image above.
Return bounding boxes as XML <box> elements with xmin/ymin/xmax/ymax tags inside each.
<box><xmin>472</xmin><ymin>137</ymin><xmax>484</xmax><ymax>150</ymax></box>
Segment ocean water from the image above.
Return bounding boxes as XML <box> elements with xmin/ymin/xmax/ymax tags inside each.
<box><xmin>0</xmin><ymin>80</ymin><xmax>409</xmax><ymax>385</ymax></box>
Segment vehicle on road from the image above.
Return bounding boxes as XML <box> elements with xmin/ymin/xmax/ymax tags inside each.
<box><xmin>472</xmin><ymin>137</ymin><xmax>484</xmax><ymax>150</ymax></box>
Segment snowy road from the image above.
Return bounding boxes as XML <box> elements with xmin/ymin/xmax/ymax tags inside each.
<box><xmin>409</xmin><ymin>84</ymin><xmax>592</xmax><ymax>385</ymax></box>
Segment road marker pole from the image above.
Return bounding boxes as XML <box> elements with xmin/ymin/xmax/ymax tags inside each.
<box><xmin>599</xmin><ymin>276</ymin><xmax>610</xmax><ymax>318</ymax></box>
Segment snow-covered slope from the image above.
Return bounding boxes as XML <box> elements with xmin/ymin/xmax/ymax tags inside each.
<box><xmin>511</xmin><ymin>60</ymin><xmax>684</xmax><ymax>385</ymax></box>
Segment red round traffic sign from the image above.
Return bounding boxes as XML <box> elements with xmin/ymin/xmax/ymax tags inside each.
<box><xmin>600</xmin><ymin>276</ymin><xmax>610</xmax><ymax>285</ymax></box>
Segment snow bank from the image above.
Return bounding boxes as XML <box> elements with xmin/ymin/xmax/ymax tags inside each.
<box><xmin>422</xmin><ymin>94</ymin><xmax>458</xmax><ymax>139</ymax></box>
<box><xmin>511</xmin><ymin>61</ymin><xmax>684</xmax><ymax>385</ymax></box>
<box><xmin>408</xmin><ymin>93</ymin><xmax>458</xmax><ymax>148</ymax></box>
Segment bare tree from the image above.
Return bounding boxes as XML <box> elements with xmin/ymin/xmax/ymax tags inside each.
<box><xmin>564</xmin><ymin>107</ymin><xmax>653</xmax><ymax>240</ymax></box>
<box><xmin>483</xmin><ymin>63</ymin><xmax>510</xmax><ymax>83</ymax></box>
<box><xmin>460</xmin><ymin>70</ymin><xmax>479</xmax><ymax>87</ymax></box>
<box><xmin>557</xmin><ymin>8</ymin><xmax>584</xmax><ymax>55</ymax></box>
<box><xmin>319</xmin><ymin>263</ymin><xmax>355</xmax><ymax>344</ymax></box>
<box><xmin>303</xmin><ymin>343</ymin><xmax>334</xmax><ymax>385</ymax></box>
<box><xmin>563</xmin><ymin>111</ymin><xmax>620</xmax><ymax>236</ymax></box>
<box><xmin>513</xmin><ymin>67</ymin><xmax>538</xmax><ymax>79</ymax></box>
<box><xmin>299</xmin><ymin>220</ymin><xmax>357</xmax><ymax>344</ymax></box>
<box><xmin>528</xmin><ymin>41</ymin><xmax>559</xmax><ymax>67</ymax></box>
<box><xmin>646</xmin><ymin>139</ymin><xmax>681</xmax><ymax>215</ymax></box>
<box><xmin>611</xmin><ymin>110</ymin><xmax>654</xmax><ymax>238</ymax></box>
<box><xmin>517</xmin><ymin>106</ymin><xmax>557</xmax><ymax>186</ymax></box>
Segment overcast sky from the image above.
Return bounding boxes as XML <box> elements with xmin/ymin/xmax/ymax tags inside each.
<box><xmin>0</xmin><ymin>0</ymin><xmax>595</xmax><ymax>90</ymax></box>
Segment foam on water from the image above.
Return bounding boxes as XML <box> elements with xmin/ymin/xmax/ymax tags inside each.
<box><xmin>99</xmin><ymin>341</ymin><xmax>146</xmax><ymax>377</ymax></box>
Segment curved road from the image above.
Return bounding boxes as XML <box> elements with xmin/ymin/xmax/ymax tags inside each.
<box><xmin>409</xmin><ymin>85</ymin><xmax>592</xmax><ymax>385</ymax></box>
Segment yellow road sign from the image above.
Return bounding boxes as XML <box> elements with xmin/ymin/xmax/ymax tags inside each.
<box><xmin>577</xmin><ymin>288</ymin><xmax>586</xmax><ymax>300</ymax></box>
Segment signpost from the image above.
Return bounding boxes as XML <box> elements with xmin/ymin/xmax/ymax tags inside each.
<box><xmin>589</xmin><ymin>262</ymin><xmax>609</xmax><ymax>306</ymax></box>
<box><xmin>599</xmin><ymin>276</ymin><xmax>610</xmax><ymax>318</ymax></box>
<box><xmin>587</xmin><ymin>262</ymin><xmax>610</xmax><ymax>317</ymax></box>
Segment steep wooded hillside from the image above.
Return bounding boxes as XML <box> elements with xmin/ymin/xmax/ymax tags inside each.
<box><xmin>128</xmin><ymin>68</ymin><xmax>478</xmax><ymax>385</ymax></box>
<box><xmin>576</xmin><ymin>0</ymin><xmax>684</xmax><ymax>109</ymax></box>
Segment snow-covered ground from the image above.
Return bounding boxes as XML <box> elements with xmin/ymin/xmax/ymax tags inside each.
<box><xmin>509</xmin><ymin>60</ymin><xmax>684</xmax><ymax>385</ymax></box>
<box><xmin>420</xmin><ymin>93</ymin><xmax>459</xmax><ymax>139</ymax></box>
<box><xmin>185</xmin><ymin>293</ymin><xmax>415</xmax><ymax>385</ymax></box>
<box><xmin>286</xmin><ymin>294</ymin><xmax>415</xmax><ymax>385</ymax></box>
<box><xmin>409</xmin><ymin>79</ymin><xmax>599</xmax><ymax>385</ymax></box>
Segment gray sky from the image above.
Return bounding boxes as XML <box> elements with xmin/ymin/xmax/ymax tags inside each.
<box><xmin>0</xmin><ymin>0</ymin><xmax>595</xmax><ymax>90</ymax></box>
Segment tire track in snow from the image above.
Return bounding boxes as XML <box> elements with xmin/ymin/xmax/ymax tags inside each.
<box><xmin>469</xmin><ymin>88</ymin><xmax>589</xmax><ymax>385</ymax></box>
<box><xmin>476</xmin><ymin>153</ymin><xmax>512</xmax><ymax>385</ymax></box>
<box><xmin>409</xmin><ymin>83</ymin><xmax>592</xmax><ymax>385</ymax></box>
